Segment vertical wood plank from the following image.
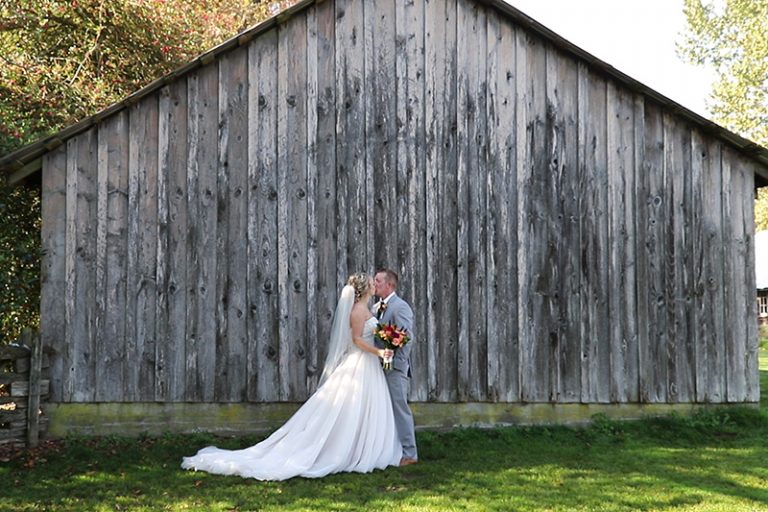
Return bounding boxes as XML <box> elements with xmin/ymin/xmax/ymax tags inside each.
<box><xmin>163</xmin><ymin>78</ymin><xmax>190</xmax><ymax>402</ymax></box>
<box><xmin>724</xmin><ymin>149</ymin><xmax>746</xmax><ymax>402</ymax></box>
<box><xmin>26</xmin><ymin>332</ymin><xmax>42</xmax><ymax>447</ymax></box>
<box><xmin>425</xmin><ymin>0</ymin><xmax>459</xmax><ymax>402</ymax></box>
<box><xmin>634</xmin><ymin>96</ymin><xmax>652</xmax><ymax>402</ymax></box>
<box><xmin>184</xmin><ymin>73</ymin><xmax>201</xmax><ymax>401</ymax></box>
<box><xmin>126</xmin><ymin>98</ymin><xmax>160</xmax><ymax>401</ymax></box>
<box><xmin>664</xmin><ymin>113</ymin><xmax>694</xmax><ymax>402</ymax></box>
<box><xmin>335</xmin><ymin>0</ymin><xmax>366</xmax><ymax>284</ymax></box>
<box><xmin>367</xmin><ymin>0</ymin><xmax>397</xmax><ymax>272</ymax></box>
<box><xmin>41</xmin><ymin>147</ymin><xmax>67</xmax><ymax>402</ymax></box>
<box><xmin>457</xmin><ymin>0</ymin><xmax>487</xmax><ymax>402</ymax></box>
<box><xmin>697</xmin><ymin>138</ymin><xmax>725</xmax><ymax>402</ymax></box>
<box><xmin>638</xmin><ymin>101</ymin><xmax>667</xmax><ymax>403</ymax></box>
<box><xmin>278</xmin><ymin>16</ymin><xmax>309</xmax><ymax>401</ymax></box>
<box><xmin>547</xmin><ymin>48</ymin><xmax>580</xmax><ymax>402</ymax></box>
<box><xmin>218</xmin><ymin>46</ymin><xmax>249</xmax><ymax>402</ymax></box>
<box><xmin>305</xmin><ymin>6</ymin><xmax>320</xmax><ymax>392</ymax></box>
<box><xmin>579</xmin><ymin>68</ymin><xmax>609</xmax><ymax>403</ymax></box>
<box><xmin>97</xmin><ymin>112</ymin><xmax>128</xmax><ymax>402</ymax></box>
<box><xmin>395</xmin><ymin>0</ymin><xmax>428</xmax><ymax>401</ymax></box>
<box><xmin>67</xmin><ymin>130</ymin><xmax>98</xmax><ymax>402</ymax></box>
<box><xmin>518</xmin><ymin>32</ymin><xmax>551</xmax><ymax>402</ymax></box>
<box><xmin>485</xmin><ymin>9</ymin><xmax>501</xmax><ymax>402</ymax></box>
<box><xmin>622</xmin><ymin>89</ymin><xmax>639</xmax><ymax>403</ymax></box>
<box><xmin>606</xmin><ymin>81</ymin><xmax>623</xmax><ymax>402</ymax></box>
<box><xmin>247</xmin><ymin>29</ymin><xmax>280</xmax><ymax>402</ymax></box>
<box><xmin>742</xmin><ymin>159</ymin><xmax>758</xmax><ymax>402</ymax></box>
<box><xmin>311</xmin><ymin>0</ymin><xmax>338</xmax><ymax>395</ymax></box>
<box><xmin>63</xmin><ymin>138</ymin><xmax>77</xmax><ymax>402</ymax></box>
<box><xmin>515</xmin><ymin>27</ymin><xmax>531</xmax><ymax>404</ymax></box>
<box><xmin>691</xmin><ymin>128</ymin><xmax>706</xmax><ymax>402</ymax></box>
<box><xmin>456</xmin><ymin>0</ymin><xmax>471</xmax><ymax>401</ymax></box>
<box><xmin>425</xmin><ymin>0</ymin><xmax>437</xmax><ymax>401</ymax></box>
<box><xmin>214</xmin><ymin>55</ymin><xmax>231</xmax><ymax>402</ymax></box>
<box><xmin>136</xmin><ymin>97</ymin><xmax>159</xmax><ymax>401</ymax></box>
<box><xmin>486</xmin><ymin>14</ymin><xmax>518</xmax><ymax>402</ymax></box>
<box><xmin>662</xmin><ymin>112</ymin><xmax>678</xmax><ymax>403</ymax></box>
<box><xmin>678</xmin><ymin>117</ymin><xmax>695</xmax><ymax>403</ymax></box>
<box><xmin>606</xmin><ymin>82</ymin><xmax>638</xmax><ymax>402</ymax></box>
<box><xmin>125</xmin><ymin>103</ymin><xmax>141</xmax><ymax>402</ymax></box>
<box><xmin>94</xmin><ymin>121</ymin><xmax>108</xmax><ymax>403</ymax></box>
<box><xmin>185</xmin><ymin>63</ymin><xmax>219</xmax><ymax>402</ymax></box>
<box><xmin>155</xmin><ymin>87</ymin><xmax>171</xmax><ymax>402</ymax></box>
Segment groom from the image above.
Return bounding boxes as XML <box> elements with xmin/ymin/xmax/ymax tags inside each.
<box><xmin>372</xmin><ymin>268</ymin><xmax>418</xmax><ymax>466</ymax></box>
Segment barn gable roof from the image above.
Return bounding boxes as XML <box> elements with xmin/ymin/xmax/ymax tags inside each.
<box><xmin>1</xmin><ymin>0</ymin><xmax>767</xmax><ymax>186</ymax></box>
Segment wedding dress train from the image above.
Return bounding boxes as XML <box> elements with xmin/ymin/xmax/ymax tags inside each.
<box><xmin>181</xmin><ymin>317</ymin><xmax>402</xmax><ymax>480</ymax></box>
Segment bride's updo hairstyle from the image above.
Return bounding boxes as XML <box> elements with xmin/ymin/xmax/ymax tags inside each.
<box><xmin>347</xmin><ymin>272</ymin><xmax>371</xmax><ymax>302</ymax></box>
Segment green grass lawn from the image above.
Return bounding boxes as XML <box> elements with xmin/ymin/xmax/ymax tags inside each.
<box><xmin>2</xmin><ymin>363</ymin><xmax>768</xmax><ymax>511</ymax></box>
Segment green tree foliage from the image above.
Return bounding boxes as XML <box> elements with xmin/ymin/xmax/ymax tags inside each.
<box><xmin>680</xmin><ymin>0</ymin><xmax>768</xmax><ymax>231</ymax></box>
<box><xmin>0</xmin><ymin>0</ymin><xmax>296</xmax><ymax>342</ymax></box>
<box><xmin>0</xmin><ymin>0</ymin><xmax>295</xmax><ymax>154</ymax></box>
<box><xmin>0</xmin><ymin>185</ymin><xmax>41</xmax><ymax>343</ymax></box>
<box><xmin>757</xmin><ymin>188</ymin><xmax>768</xmax><ymax>231</ymax></box>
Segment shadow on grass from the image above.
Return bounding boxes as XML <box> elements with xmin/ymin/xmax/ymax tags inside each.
<box><xmin>3</xmin><ymin>409</ymin><xmax>768</xmax><ymax>512</ymax></box>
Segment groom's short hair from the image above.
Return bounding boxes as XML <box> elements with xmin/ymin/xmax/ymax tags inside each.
<box><xmin>376</xmin><ymin>268</ymin><xmax>399</xmax><ymax>288</ymax></box>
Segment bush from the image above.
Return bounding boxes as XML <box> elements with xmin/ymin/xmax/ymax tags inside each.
<box><xmin>759</xmin><ymin>324</ymin><xmax>768</xmax><ymax>351</ymax></box>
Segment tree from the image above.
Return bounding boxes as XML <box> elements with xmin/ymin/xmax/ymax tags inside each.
<box><xmin>0</xmin><ymin>0</ymin><xmax>295</xmax><ymax>155</ymax></box>
<box><xmin>0</xmin><ymin>185</ymin><xmax>41</xmax><ymax>343</ymax></box>
<box><xmin>0</xmin><ymin>0</ymin><xmax>296</xmax><ymax>343</ymax></box>
<box><xmin>680</xmin><ymin>0</ymin><xmax>768</xmax><ymax>231</ymax></box>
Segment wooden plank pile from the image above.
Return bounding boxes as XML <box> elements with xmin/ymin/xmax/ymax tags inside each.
<box><xmin>0</xmin><ymin>330</ymin><xmax>49</xmax><ymax>448</ymax></box>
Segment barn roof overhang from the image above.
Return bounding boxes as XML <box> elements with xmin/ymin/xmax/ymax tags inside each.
<box><xmin>1</xmin><ymin>0</ymin><xmax>767</xmax><ymax>188</ymax></box>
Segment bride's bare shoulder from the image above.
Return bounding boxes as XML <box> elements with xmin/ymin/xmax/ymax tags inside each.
<box><xmin>350</xmin><ymin>304</ymin><xmax>367</xmax><ymax>321</ymax></box>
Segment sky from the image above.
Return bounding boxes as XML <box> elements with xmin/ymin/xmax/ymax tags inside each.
<box><xmin>504</xmin><ymin>0</ymin><xmax>717</xmax><ymax>119</ymax></box>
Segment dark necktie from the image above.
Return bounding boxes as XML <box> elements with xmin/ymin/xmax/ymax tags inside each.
<box><xmin>376</xmin><ymin>301</ymin><xmax>387</xmax><ymax>319</ymax></box>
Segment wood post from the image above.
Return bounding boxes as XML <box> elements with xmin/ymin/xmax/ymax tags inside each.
<box><xmin>26</xmin><ymin>330</ymin><xmax>43</xmax><ymax>448</ymax></box>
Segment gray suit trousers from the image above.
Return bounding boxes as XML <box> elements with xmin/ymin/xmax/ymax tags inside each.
<box><xmin>385</xmin><ymin>367</ymin><xmax>417</xmax><ymax>460</ymax></box>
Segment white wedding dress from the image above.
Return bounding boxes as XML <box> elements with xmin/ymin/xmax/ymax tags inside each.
<box><xmin>181</xmin><ymin>316</ymin><xmax>402</xmax><ymax>480</ymax></box>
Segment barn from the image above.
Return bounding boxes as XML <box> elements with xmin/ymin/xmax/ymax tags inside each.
<box><xmin>1</xmin><ymin>0</ymin><xmax>767</xmax><ymax>436</ymax></box>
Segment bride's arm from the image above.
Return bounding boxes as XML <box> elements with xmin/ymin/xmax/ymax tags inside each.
<box><xmin>350</xmin><ymin>308</ymin><xmax>385</xmax><ymax>358</ymax></box>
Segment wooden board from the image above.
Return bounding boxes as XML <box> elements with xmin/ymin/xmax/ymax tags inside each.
<box><xmin>247</xmin><ymin>29</ymin><xmax>280</xmax><ymax>402</ymax></box>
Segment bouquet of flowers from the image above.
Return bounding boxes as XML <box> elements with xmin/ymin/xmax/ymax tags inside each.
<box><xmin>373</xmin><ymin>323</ymin><xmax>410</xmax><ymax>370</ymax></box>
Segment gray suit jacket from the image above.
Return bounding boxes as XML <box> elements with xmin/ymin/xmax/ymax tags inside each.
<box><xmin>373</xmin><ymin>294</ymin><xmax>415</xmax><ymax>376</ymax></box>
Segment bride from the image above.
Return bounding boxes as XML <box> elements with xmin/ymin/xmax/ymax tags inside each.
<box><xmin>181</xmin><ymin>273</ymin><xmax>403</xmax><ymax>480</ymax></box>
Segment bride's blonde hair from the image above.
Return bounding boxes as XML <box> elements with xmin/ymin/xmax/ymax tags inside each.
<box><xmin>347</xmin><ymin>272</ymin><xmax>371</xmax><ymax>302</ymax></box>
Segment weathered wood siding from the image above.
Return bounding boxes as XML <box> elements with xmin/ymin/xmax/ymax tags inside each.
<box><xmin>40</xmin><ymin>0</ymin><xmax>760</xmax><ymax>404</ymax></box>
